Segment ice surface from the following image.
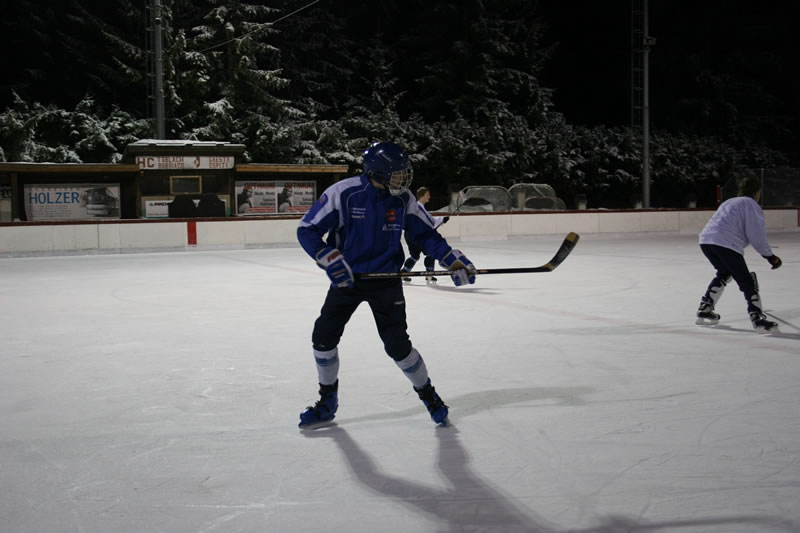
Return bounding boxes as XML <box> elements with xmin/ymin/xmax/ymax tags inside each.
<box><xmin>1</xmin><ymin>232</ymin><xmax>799</xmax><ymax>532</ymax></box>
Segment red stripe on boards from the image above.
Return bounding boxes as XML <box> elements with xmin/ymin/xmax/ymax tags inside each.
<box><xmin>187</xmin><ymin>221</ymin><xmax>197</xmax><ymax>246</ymax></box>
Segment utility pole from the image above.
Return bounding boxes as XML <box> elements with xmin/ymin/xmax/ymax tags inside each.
<box><xmin>631</xmin><ymin>0</ymin><xmax>655</xmax><ymax>207</ymax></box>
<box><xmin>151</xmin><ymin>0</ymin><xmax>166</xmax><ymax>139</ymax></box>
<box><xmin>642</xmin><ymin>0</ymin><xmax>655</xmax><ymax>208</ymax></box>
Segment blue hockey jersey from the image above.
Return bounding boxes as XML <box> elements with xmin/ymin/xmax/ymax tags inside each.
<box><xmin>297</xmin><ymin>175</ymin><xmax>452</xmax><ymax>274</ymax></box>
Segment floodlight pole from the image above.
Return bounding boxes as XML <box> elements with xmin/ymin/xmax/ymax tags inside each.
<box><xmin>152</xmin><ymin>0</ymin><xmax>166</xmax><ymax>139</ymax></box>
<box><xmin>641</xmin><ymin>0</ymin><xmax>654</xmax><ymax>208</ymax></box>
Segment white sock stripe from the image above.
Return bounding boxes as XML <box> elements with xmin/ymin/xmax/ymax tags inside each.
<box><xmin>313</xmin><ymin>347</ymin><xmax>339</xmax><ymax>385</ymax></box>
<box><xmin>313</xmin><ymin>347</ymin><xmax>338</xmax><ymax>360</ymax></box>
<box><xmin>395</xmin><ymin>347</ymin><xmax>429</xmax><ymax>388</ymax></box>
<box><xmin>395</xmin><ymin>347</ymin><xmax>420</xmax><ymax>370</ymax></box>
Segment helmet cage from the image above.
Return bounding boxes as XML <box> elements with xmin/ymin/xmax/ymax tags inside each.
<box><xmin>384</xmin><ymin>167</ymin><xmax>413</xmax><ymax>195</ymax></box>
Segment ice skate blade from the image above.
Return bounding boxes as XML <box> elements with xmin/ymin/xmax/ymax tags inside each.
<box><xmin>299</xmin><ymin>419</ymin><xmax>337</xmax><ymax>430</ymax></box>
<box><xmin>754</xmin><ymin>325</ymin><xmax>780</xmax><ymax>335</ymax></box>
<box><xmin>695</xmin><ymin>317</ymin><xmax>719</xmax><ymax>326</ymax></box>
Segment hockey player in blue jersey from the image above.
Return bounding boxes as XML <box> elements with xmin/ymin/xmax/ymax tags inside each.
<box><xmin>696</xmin><ymin>176</ymin><xmax>782</xmax><ymax>333</ymax></box>
<box><xmin>296</xmin><ymin>141</ymin><xmax>477</xmax><ymax>428</ymax></box>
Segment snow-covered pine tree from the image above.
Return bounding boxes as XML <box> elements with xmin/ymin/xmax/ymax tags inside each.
<box><xmin>180</xmin><ymin>0</ymin><xmax>295</xmax><ymax>161</ymax></box>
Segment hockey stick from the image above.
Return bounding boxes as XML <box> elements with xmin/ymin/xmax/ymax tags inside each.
<box><xmin>356</xmin><ymin>232</ymin><xmax>580</xmax><ymax>280</ymax></box>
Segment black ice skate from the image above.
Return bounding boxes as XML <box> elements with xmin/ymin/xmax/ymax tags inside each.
<box><xmin>747</xmin><ymin>292</ymin><xmax>779</xmax><ymax>334</ymax></box>
<box><xmin>750</xmin><ymin>312</ymin><xmax>779</xmax><ymax>334</ymax></box>
<box><xmin>414</xmin><ymin>379</ymin><xmax>449</xmax><ymax>426</ymax></box>
<box><xmin>696</xmin><ymin>275</ymin><xmax>730</xmax><ymax>326</ymax></box>
<box><xmin>695</xmin><ymin>299</ymin><xmax>720</xmax><ymax>325</ymax></box>
<box><xmin>299</xmin><ymin>381</ymin><xmax>339</xmax><ymax>428</ymax></box>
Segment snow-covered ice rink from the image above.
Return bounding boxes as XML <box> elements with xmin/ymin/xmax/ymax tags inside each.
<box><xmin>1</xmin><ymin>231</ymin><xmax>799</xmax><ymax>533</ymax></box>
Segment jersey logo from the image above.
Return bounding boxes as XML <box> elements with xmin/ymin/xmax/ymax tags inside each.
<box><xmin>318</xmin><ymin>193</ymin><xmax>328</xmax><ymax>206</ymax></box>
<box><xmin>385</xmin><ymin>209</ymin><xmax>397</xmax><ymax>223</ymax></box>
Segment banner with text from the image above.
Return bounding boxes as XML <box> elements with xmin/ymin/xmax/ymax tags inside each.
<box><xmin>24</xmin><ymin>183</ymin><xmax>121</xmax><ymax>221</ymax></box>
<box><xmin>234</xmin><ymin>180</ymin><xmax>316</xmax><ymax>215</ymax></box>
<box><xmin>136</xmin><ymin>155</ymin><xmax>234</xmax><ymax>170</ymax></box>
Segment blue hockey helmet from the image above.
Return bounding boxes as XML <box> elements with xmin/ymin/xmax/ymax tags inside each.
<box><xmin>362</xmin><ymin>141</ymin><xmax>413</xmax><ymax>195</ymax></box>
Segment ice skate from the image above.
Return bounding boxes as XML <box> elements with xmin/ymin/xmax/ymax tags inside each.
<box><xmin>746</xmin><ymin>293</ymin><xmax>779</xmax><ymax>334</ymax></box>
<box><xmin>299</xmin><ymin>381</ymin><xmax>339</xmax><ymax>428</ymax></box>
<box><xmin>425</xmin><ymin>269</ymin><xmax>437</xmax><ymax>285</ymax></box>
<box><xmin>414</xmin><ymin>379</ymin><xmax>449</xmax><ymax>426</ymax></box>
<box><xmin>750</xmin><ymin>312</ymin><xmax>779</xmax><ymax>334</ymax></box>
<box><xmin>695</xmin><ymin>311</ymin><xmax>720</xmax><ymax>325</ymax></box>
<box><xmin>695</xmin><ymin>299</ymin><xmax>720</xmax><ymax>325</ymax></box>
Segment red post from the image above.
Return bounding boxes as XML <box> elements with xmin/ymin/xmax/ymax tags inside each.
<box><xmin>187</xmin><ymin>221</ymin><xmax>197</xmax><ymax>246</ymax></box>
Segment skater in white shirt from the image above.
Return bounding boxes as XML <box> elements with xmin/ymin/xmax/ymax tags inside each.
<box><xmin>696</xmin><ymin>176</ymin><xmax>782</xmax><ymax>333</ymax></box>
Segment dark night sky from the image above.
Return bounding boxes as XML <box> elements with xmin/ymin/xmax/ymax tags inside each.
<box><xmin>539</xmin><ymin>1</ymin><xmax>631</xmax><ymax>126</ymax></box>
<box><xmin>537</xmin><ymin>1</ymin><xmax>799</xmax><ymax>136</ymax></box>
<box><xmin>0</xmin><ymin>1</ymin><xmax>796</xmax><ymax>155</ymax></box>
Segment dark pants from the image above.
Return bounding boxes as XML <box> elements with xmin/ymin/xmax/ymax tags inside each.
<box><xmin>405</xmin><ymin>233</ymin><xmax>435</xmax><ymax>269</ymax></box>
<box><xmin>700</xmin><ymin>244</ymin><xmax>757</xmax><ymax>299</ymax></box>
<box><xmin>312</xmin><ymin>278</ymin><xmax>411</xmax><ymax>361</ymax></box>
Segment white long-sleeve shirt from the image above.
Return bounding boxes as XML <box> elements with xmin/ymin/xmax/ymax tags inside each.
<box><xmin>418</xmin><ymin>201</ymin><xmax>446</xmax><ymax>228</ymax></box>
<box><xmin>698</xmin><ymin>196</ymin><xmax>773</xmax><ymax>257</ymax></box>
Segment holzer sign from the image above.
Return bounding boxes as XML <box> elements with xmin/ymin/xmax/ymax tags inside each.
<box><xmin>24</xmin><ymin>184</ymin><xmax>121</xmax><ymax>221</ymax></box>
<box><xmin>136</xmin><ymin>155</ymin><xmax>234</xmax><ymax>170</ymax></box>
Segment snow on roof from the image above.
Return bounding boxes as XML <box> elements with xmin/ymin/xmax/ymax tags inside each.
<box><xmin>129</xmin><ymin>139</ymin><xmax>244</xmax><ymax>148</ymax></box>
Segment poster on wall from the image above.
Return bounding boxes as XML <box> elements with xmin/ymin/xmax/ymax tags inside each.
<box><xmin>142</xmin><ymin>197</ymin><xmax>228</xmax><ymax>218</ymax></box>
<box><xmin>142</xmin><ymin>199</ymin><xmax>172</xmax><ymax>218</ymax></box>
<box><xmin>234</xmin><ymin>180</ymin><xmax>316</xmax><ymax>215</ymax></box>
<box><xmin>23</xmin><ymin>184</ymin><xmax>121</xmax><ymax>221</ymax></box>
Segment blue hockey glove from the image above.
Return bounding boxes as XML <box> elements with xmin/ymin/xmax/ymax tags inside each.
<box><xmin>440</xmin><ymin>249</ymin><xmax>476</xmax><ymax>286</ymax></box>
<box><xmin>316</xmin><ymin>248</ymin><xmax>354</xmax><ymax>288</ymax></box>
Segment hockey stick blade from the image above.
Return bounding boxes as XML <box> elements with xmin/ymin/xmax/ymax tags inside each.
<box><xmin>357</xmin><ymin>232</ymin><xmax>580</xmax><ymax>279</ymax></box>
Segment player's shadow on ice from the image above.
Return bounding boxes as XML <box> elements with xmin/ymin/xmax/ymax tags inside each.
<box><xmin>704</xmin><ymin>311</ymin><xmax>800</xmax><ymax>339</ymax></box>
<box><xmin>332</xmin><ymin>386</ymin><xmax>595</xmax><ymax>427</ymax></box>
<box><xmin>706</xmin><ymin>323</ymin><xmax>800</xmax><ymax>341</ymax></box>
<box><xmin>305</xmin><ymin>424</ymin><xmax>555</xmax><ymax>532</ymax></box>
<box><xmin>767</xmin><ymin>312</ymin><xmax>800</xmax><ymax>337</ymax></box>
<box><xmin>303</xmin><ymin>425</ymin><xmax>798</xmax><ymax>532</ymax></box>
<box><xmin>327</xmin><ymin>386</ymin><xmax>723</xmax><ymax>428</ymax></box>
